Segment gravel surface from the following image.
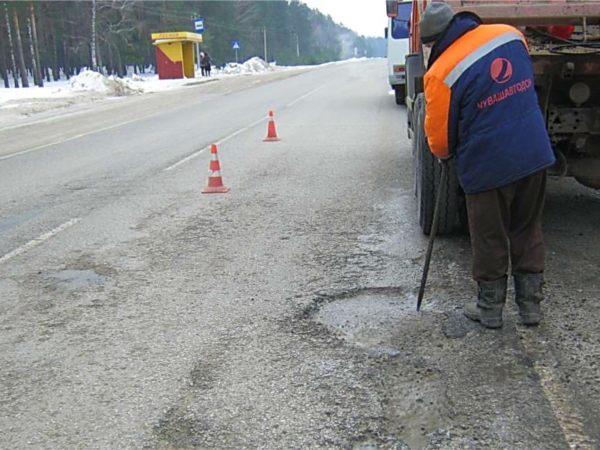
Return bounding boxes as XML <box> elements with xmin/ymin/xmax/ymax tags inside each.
<box><xmin>1</xmin><ymin>59</ymin><xmax>599</xmax><ymax>449</ymax></box>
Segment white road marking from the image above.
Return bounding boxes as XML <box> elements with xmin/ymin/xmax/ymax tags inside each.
<box><xmin>0</xmin><ymin>218</ymin><xmax>82</xmax><ymax>265</ymax></box>
<box><xmin>2</xmin><ymin>79</ymin><xmax>333</xmax><ymax>166</ymax></box>
<box><xmin>534</xmin><ymin>360</ymin><xmax>596</xmax><ymax>448</ymax></box>
<box><xmin>0</xmin><ymin>108</ymin><xmax>94</xmax><ymax>133</ymax></box>
<box><xmin>166</xmin><ymin>81</ymin><xmax>334</xmax><ymax>171</ymax></box>
<box><xmin>164</xmin><ymin>115</ymin><xmax>267</xmax><ymax>171</ymax></box>
<box><xmin>286</xmin><ymin>81</ymin><xmax>334</xmax><ymax>107</ymax></box>
<box><xmin>0</xmin><ymin>117</ymin><xmax>145</xmax><ymax>162</ymax></box>
<box><xmin>519</xmin><ymin>330</ymin><xmax>596</xmax><ymax>448</ymax></box>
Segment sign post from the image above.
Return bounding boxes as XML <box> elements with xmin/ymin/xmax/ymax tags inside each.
<box><xmin>232</xmin><ymin>41</ymin><xmax>241</xmax><ymax>64</ymax></box>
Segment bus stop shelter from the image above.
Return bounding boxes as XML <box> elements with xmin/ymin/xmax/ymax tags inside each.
<box><xmin>151</xmin><ymin>32</ymin><xmax>203</xmax><ymax>80</ymax></box>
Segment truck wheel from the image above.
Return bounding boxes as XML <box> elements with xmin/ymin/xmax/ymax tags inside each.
<box><xmin>395</xmin><ymin>85</ymin><xmax>406</xmax><ymax>105</ymax></box>
<box><xmin>413</xmin><ymin>93</ymin><xmax>460</xmax><ymax>235</ymax></box>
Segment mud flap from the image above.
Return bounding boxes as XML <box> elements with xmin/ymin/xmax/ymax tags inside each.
<box><xmin>395</xmin><ymin>85</ymin><xmax>406</xmax><ymax>105</ymax></box>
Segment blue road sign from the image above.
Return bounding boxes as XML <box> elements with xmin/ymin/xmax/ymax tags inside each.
<box><xmin>232</xmin><ymin>41</ymin><xmax>241</xmax><ymax>50</ymax></box>
<box><xmin>194</xmin><ymin>18</ymin><xmax>204</xmax><ymax>33</ymax></box>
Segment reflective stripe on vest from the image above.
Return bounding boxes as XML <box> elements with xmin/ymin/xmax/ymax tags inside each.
<box><xmin>443</xmin><ymin>32</ymin><xmax>523</xmax><ymax>87</ymax></box>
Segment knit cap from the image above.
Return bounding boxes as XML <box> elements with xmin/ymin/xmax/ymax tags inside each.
<box><xmin>419</xmin><ymin>3</ymin><xmax>455</xmax><ymax>44</ymax></box>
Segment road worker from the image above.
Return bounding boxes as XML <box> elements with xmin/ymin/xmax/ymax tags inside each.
<box><xmin>418</xmin><ymin>3</ymin><xmax>556</xmax><ymax>328</ymax></box>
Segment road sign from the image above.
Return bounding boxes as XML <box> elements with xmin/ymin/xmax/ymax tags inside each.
<box><xmin>232</xmin><ymin>41</ymin><xmax>241</xmax><ymax>64</ymax></box>
<box><xmin>194</xmin><ymin>18</ymin><xmax>204</xmax><ymax>33</ymax></box>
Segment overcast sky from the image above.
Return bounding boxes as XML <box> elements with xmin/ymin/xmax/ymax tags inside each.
<box><xmin>300</xmin><ymin>0</ymin><xmax>388</xmax><ymax>38</ymax></box>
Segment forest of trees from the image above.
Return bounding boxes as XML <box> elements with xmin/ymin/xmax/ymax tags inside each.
<box><xmin>0</xmin><ymin>0</ymin><xmax>385</xmax><ymax>88</ymax></box>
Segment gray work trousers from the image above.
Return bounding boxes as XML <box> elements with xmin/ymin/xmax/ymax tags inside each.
<box><xmin>466</xmin><ymin>170</ymin><xmax>547</xmax><ymax>282</ymax></box>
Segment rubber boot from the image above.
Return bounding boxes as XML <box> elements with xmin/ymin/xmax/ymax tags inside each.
<box><xmin>464</xmin><ymin>277</ymin><xmax>507</xmax><ymax>329</ymax></box>
<box><xmin>514</xmin><ymin>273</ymin><xmax>544</xmax><ymax>325</ymax></box>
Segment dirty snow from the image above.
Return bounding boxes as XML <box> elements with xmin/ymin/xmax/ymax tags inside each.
<box><xmin>67</xmin><ymin>70</ymin><xmax>143</xmax><ymax>96</ymax></box>
<box><xmin>219</xmin><ymin>57</ymin><xmax>275</xmax><ymax>75</ymax></box>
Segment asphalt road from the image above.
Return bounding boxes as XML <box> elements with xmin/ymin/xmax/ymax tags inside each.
<box><xmin>1</xmin><ymin>59</ymin><xmax>599</xmax><ymax>449</ymax></box>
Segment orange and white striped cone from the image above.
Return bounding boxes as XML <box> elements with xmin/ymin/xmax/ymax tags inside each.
<box><xmin>201</xmin><ymin>144</ymin><xmax>230</xmax><ymax>194</ymax></box>
<box><xmin>263</xmin><ymin>110</ymin><xmax>281</xmax><ymax>142</ymax></box>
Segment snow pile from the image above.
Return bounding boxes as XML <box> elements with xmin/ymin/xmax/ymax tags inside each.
<box><xmin>69</xmin><ymin>70</ymin><xmax>141</xmax><ymax>96</ymax></box>
<box><xmin>218</xmin><ymin>57</ymin><xmax>275</xmax><ymax>75</ymax></box>
<box><xmin>68</xmin><ymin>70</ymin><xmax>110</xmax><ymax>92</ymax></box>
<box><xmin>105</xmin><ymin>76</ymin><xmax>143</xmax><ymax>96</ymax></box>
<box><xmin>242</xmin><ymin>57</ymin><xmax>274</xmax><ymax>73</ymax></box>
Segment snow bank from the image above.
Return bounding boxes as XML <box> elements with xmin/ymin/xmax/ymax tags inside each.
<box><xmin>0</xmin><ymin>85</ymin><xmax>72</xmax><ymax>105</ymax></box>
<box><xmin>218</xmin><ymin>57</ymin><xmax>275</xmax><ymax>75</ymax></box>
<box><xmin>69</xmin><ymin>70</ymin><xmax>141</xmax><ymax>96</ymax></box>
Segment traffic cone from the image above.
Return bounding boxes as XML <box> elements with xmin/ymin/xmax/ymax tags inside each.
<box><xmin>263</xmin><ymin>110</ymin><xmax>281</xmax><ymax>142</ymax></box>
<box><xmin>201</xmin><ymin>144</ymin><xmax>230</xmax><ymax>194</ymax></box>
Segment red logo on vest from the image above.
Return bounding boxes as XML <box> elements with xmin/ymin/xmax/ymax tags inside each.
<box><xmin>490</xmin><ymin>58</ymin><xmax>513</xmax><ymax>84</ymax></box>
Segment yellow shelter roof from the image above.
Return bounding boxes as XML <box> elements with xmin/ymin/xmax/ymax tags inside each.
<box><xmin>151</xmin><ymin>32</ymin><xmax>203</xmax><ymax>43</ymax></box>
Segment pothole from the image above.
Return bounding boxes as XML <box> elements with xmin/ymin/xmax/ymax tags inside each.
<box><xmin>44</xmin><ymin>269</ymin><xmax>107</xmax><ymax>290</ymax></box>
<box><xmin>311</xmin><ymin>287</ymin><xmax>429</xmax><ymax>350</ymax></box>
<box><xmin>310</xmin><ymin>288</ymin><xmax>457</xmax><ymax>448</ymax></box>
<box><xmin>351</xmin><ymin>440</ymin><xmax>383</xmax><ymax>450</ymax></box>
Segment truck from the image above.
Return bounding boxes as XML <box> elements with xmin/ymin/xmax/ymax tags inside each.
<box><xmin>390</xmin><ymin>0</ymin><xmax>600</xmax><ymax>235</ymax></box>
<box><xmin>385</xmin><ymin>0</ymin><xmax>413</xmax><ymax>104</ymax></box>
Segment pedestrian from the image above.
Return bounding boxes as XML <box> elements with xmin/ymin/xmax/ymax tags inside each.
<box><xmin>419</xmin><ymin>3</ymin><xmax>556</xmax><ymax>328</ymax></box>
<box><xmin>203</xmin><ymin>52</ymin><xmax>212</xmax><ymax>77</ymax></box>
<box><xmin>199</xmin><ymin>52</ymin><xmax>206</xmax><ymax>77</ymax></box>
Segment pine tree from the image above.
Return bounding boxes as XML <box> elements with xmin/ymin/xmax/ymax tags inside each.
<box><xmin>0</xmin><ymin>0</ymin><xmax>383</xmax><ymax>88</ymax></box>
<box><xmin>29</xmin><ymin>2</ymin><xmax>43</xmax><ymax>86</ymax></box>
<box><xmin>3</xmin><ymin>2</ymin><xmax>19</xmax><ymax>87</ymax></box>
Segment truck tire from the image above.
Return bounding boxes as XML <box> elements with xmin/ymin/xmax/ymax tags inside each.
<box><xmin>413</xmin><ymin>93</ymin><xmax>460</xmax><ymax>235</ymax></box>
<box><xmin>395</xmin><ymin>85</ymin><xmax>406</xmax><ymax>105</ymax></box>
